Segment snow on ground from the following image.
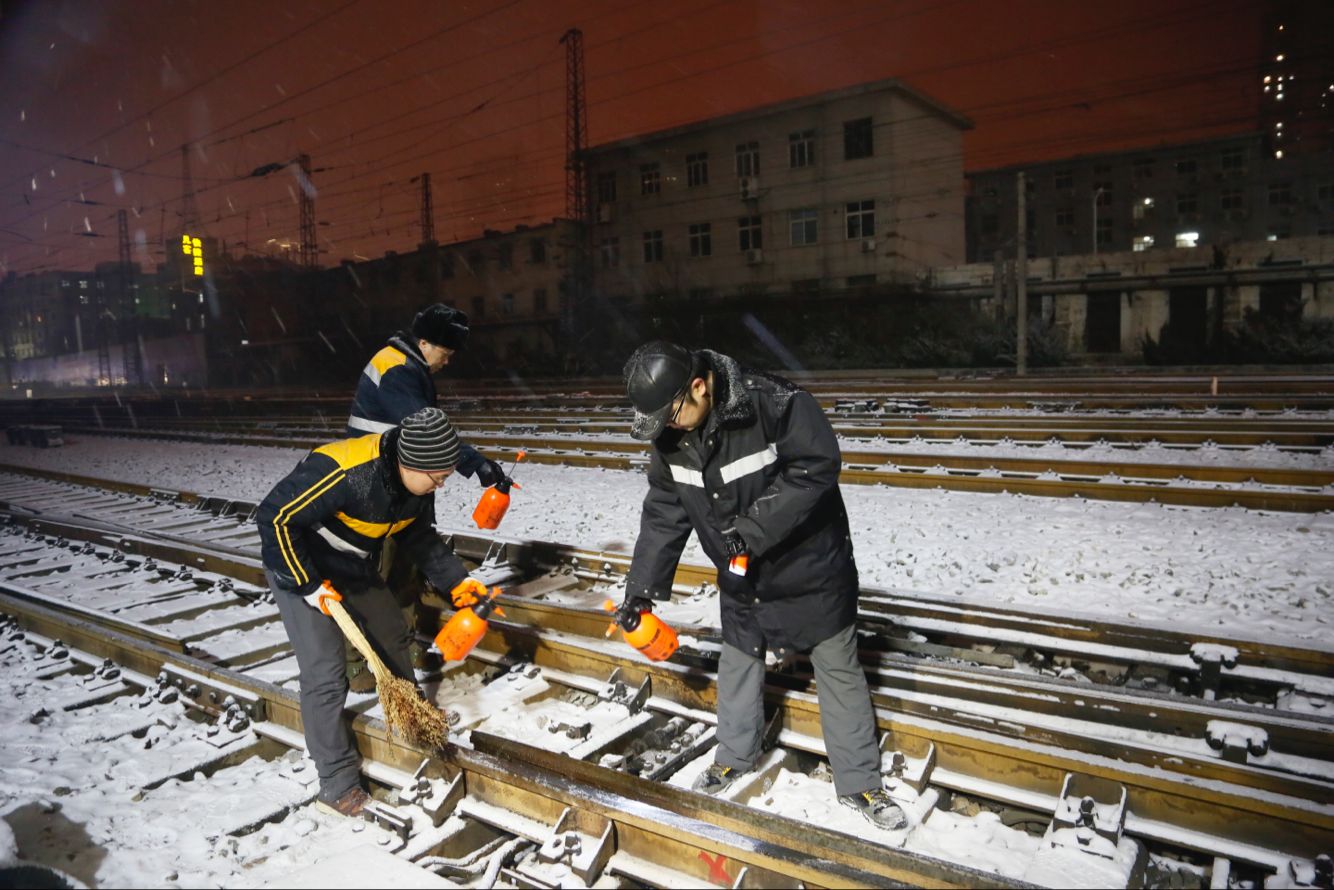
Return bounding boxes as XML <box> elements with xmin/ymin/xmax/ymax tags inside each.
<box><xmin>2</xmin><ymin>434</ymin><xmax>1330</xmax><ymax>645</ymax></box>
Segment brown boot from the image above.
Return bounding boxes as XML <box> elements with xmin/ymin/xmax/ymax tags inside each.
<box><xmin>348</xmin><ymin>662</ymin><xmax>376</xmax><ymax>694</ymax></box>
<box><xmin>315</xmin><ymin>786</ymin><xmax>370</xmax><ymax>818</ymax></box>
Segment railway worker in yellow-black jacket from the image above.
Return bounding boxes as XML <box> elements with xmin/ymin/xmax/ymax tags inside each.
<box><xmin>255</xmin><ymin>407</ymin><xmax>490</xmax><ymax>817</ymax></box>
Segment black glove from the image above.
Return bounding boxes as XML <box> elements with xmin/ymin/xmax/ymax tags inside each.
<box><xmin>613</xmin><ymin>594</ymin><xmax>655</xmax><ymax>630</ymax></box>
<box><xmin>475</xmin><ymin>458</ymin><xmax>506</xmax><ymax>488</ymax></box>
<box><xmin>721</xmin><ymin>525</ymin><xmax>747</xmax><ymax>559</ymax></box>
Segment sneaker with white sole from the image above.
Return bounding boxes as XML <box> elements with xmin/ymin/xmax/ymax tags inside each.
<box><xmin>839</xmin><ymin>788</ymin><xmax>907</xmax><ymax>830</ymax></box>
<box><xmin>692</xmin><ymin>763</ymin><xmax>746</xmax><ymax>795</ymax></box>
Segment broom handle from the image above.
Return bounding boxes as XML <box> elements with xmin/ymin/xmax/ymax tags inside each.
<box><xmin>325</xmin><ymin>598</ymin><xmax>393</xmax><ymax>680</ymax></box>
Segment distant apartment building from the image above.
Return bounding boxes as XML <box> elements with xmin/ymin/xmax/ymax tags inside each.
<box><xmin>323</xmin><ymin>219</ymin><xmax>578</xmax><ymax>367</ymax></box>
<box><xmin>584</xmin><ymin>78</ymin><xmax>971</xmax><ymax>304</ymax></box>
<box><xmin>966</xmin><ymin>133</ymin><xmax>1334</xmax><ymax>263</ymax></box>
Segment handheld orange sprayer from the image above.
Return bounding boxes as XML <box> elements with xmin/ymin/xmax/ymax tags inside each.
<box><xmin>435</xmin><ymin>586</ymin><xmax>506</xmax><ymax>662</ymax></box>
<box><xmin>472</xmin><ymin>450</ymin><xmax>525</xmax><ymax>530</ymax></box>
<box><xmin>603</xmin><ymin>599</ymin><xmax>679</xmax><ymax>662</ymax></box>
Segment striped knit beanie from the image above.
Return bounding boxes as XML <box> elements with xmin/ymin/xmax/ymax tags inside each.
<box><xmin>397</xmin><ymin>407</ymin><xmax>461</xmax><ymax>471</ymax></box>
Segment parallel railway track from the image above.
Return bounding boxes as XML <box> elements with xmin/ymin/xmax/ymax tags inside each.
<box><xmin>0</xmin><ymin>466</ymin><xmax>1330</xmax><ymax>887</ymax></box>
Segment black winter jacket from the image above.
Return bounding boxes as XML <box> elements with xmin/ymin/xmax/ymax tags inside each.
<box><xmin>256</xmin><ymin>428</ymin><xmax>470</xmax><ymax>597</ymax></box>
<box><xmin>345</xmin><ymin>332</ymin><xmax>483</xmax><ymax>477</ymax></box>
<box><xmin>624</xmin><ymin>350</ymin><xmax>859</xmax><ymax>657</ymax></box>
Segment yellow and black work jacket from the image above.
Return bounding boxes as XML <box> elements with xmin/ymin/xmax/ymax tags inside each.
<box><xmin>256</xmin><ymin>428</ymin><xmax>468</xmax><ymax>596</ymax></box>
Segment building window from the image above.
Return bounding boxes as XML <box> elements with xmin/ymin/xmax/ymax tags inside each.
<box><xmin>596</xmin><ymin>172</ymin><xmax>616</xmax><ymax>204</ymax></box>
<box><xmin>791</xmin><ymin>278</ymin><xmax>821</xmax><ymax>295</ymax></box>
<box><xmin>981</xmin><ymin>213</ymin><xmax>999</xmax><ymax>237</ymax></box>
<box><xmin>1132</xmin><ymin>197</ymin><xmax>1155</xmax><ymax>221</ymax></box>
<box><xmin>600</xmin><ymin>237</ymin><xmax>620</xmax><ymax>268</ymax></box>
<box><xmin>735</xmin><ymin>142</ymin><xmax>759</xmax><ymax>178</ymax></box>
<box><xmin>789</xmin><ymin>209</ymin><xmax>818</xmax><ymax>245</ymax></box>
<box><xmin>843</xmin><ymin>117</ymin><xmax>873</xmax><ymax>160</ymax></box>
<box><xmin>1221</xmin><ymin>188</ymin><xmax>1244</xmax><ymax>210</ymax></box>
<box><xmin>846</xmin><ymin>200</ymin><xmax>875</xmax><ymax>239</ymax></box>
<box><xmin>1055</xmin><ymin>208</ymin><xmax>1074</xmax><ymax>229</ymax></box>
<box><xmin>500</xmin><ymin>293</ymin><xmax>514</xmax><ymax>316</ymax></box>
<box><xmin>847</xmin><ymin>274</ymin><xmax>876</xmax><ymax>289</ymax></box>
<box><xmin>497</xmin><ymin>242</ymin><xmax>513</xmax><ymax>270</ymax></box>
<box><xmin>534</xmin><ymin>288</ymin><xmax>548</xmax><ymax>314</ymax></box>
<box><xmin>1268</xmin><ymin>182</ymin><xmax>1293</xmax><ymax>205</ymax></box>
<box><xmin>738</xmin><ymin>216</ymin><xmax>762</xmax><ymax>251</ymax></box>
<box><xmin>1133</xmin><ymin>235</ymin><xmax>1154</xmax><ymax>252</ymax></box>
<box><xmin>688</xmin><ymin>223</ymin><xmax>712</xmax><ymax>258</ymax></box>
<box><xmin>640</xmin><ymin>163</ymin><xmax>661</xmax><ymax>195</ymax></box>
<box><xmin>1095</xmin><ymin>184</ymin><xmax>1113</xmax><ymax>207</ymax></box>
<box><xmin>1176</xmin><ymin>158</ymin><xmax>1197</xmax><ymax>175</ymax></box>
<box><xmin>1092</xmin><ymin>163</ymin><xmax>1112</xmax><ymax>177</ymax></box>
<box><xmin>643</xmin><ymin>230</ymin><xmax>663</xmax><ymax>263</ymax></box>
<box><xmin>687</xmin><ymin>287</ymin><xmax>715</xmax><ymax>301</ymax></box>
<box><xmin>1096</xmin><ymin>216</ymin><xmax>1113</xmax><ymax>248</ymax></box>
<box><xmin>1175</xmin><ymin>231</ymin><xmax>1200</xmax><ymax>248</ymax></box>
<box><xmin>1267</xmin><ymin>226</ymin><xmax>1291</xmax><ymax>241</ymax></box>
<box><xmin>1177</xmin><ymin>193</ymin><xmax>1197</xmax><ymax>214</ymax></box>
<box><xmin>530</xmin><ymin>239</ymin><xmax>546</xmax><ymax>263</ymax></box>
<box><xmin>686</xmin><ymin>152</ymin><xmax>709</xmax><ymax>188</ymax></box>
<box><xmin>789</xmin><ymin>129</ymin><xmax>815</xmax><ymax>168</ymax></box>
<box><xmin>1221</xmin><ymin>147</ymin><xmax>1246</xmax><ymax>170</ymax></box>
<box><xmin>1133</xmin><ymin>158</ymin><xmax>1154</xmax><ymax>179</ymax></box>
<box><xmin>472</xmin><ymin>296</ymin><xmax>485</xmax><ymax>319</ymax></box>
<box><xmin>1054</xmin><ymin>170</ymin><xmax>1073</xmax><ymax>191</ymax></box>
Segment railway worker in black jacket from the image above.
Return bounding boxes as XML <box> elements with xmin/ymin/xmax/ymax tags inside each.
<box><xmin>256</xmin><ymin>407</ymin><xmax>490</xmax><ymax>817</ymax></box>
<box><xmin>344</xmin><ymin>303</ymin><xmax>506</xmax><ymax>684</ymax></box>
<box><xmin>346</xmin><ymin>302</ymin><xmax>504</xmax><ymax>487</ymax></box>
<box><xmin>616</xmin><ymin>341</ymin><xmax>906</xmax><ymax>831</ymax></box>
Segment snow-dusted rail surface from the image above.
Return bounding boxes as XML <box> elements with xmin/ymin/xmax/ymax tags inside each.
<box><xmin>1</xmin><ymin>514</ymin><xmax>1328</xmax><ymax>888</ymax></box>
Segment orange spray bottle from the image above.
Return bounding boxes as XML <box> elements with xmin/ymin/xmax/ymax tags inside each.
<box><xmin>434</xmin><ymin>587</ymin><xmax>506</xmax><ymax>661</ymax></box>
<box><xmin>473</xmin><ymin>451</ymin><xmax>525</xmax><ymax>530</ymax></box>
<box><xmin>603</xmin><ymin>599</ymin><xmax>679</xmax><ymax>662</ymax></box>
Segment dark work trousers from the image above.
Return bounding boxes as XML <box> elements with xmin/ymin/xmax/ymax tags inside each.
<box><xmin>268</xmin><ymin>570</ymin><xmax>415</xmax><ymax>803</ymax></box>
<box><xmin>715</xmin><ymin>622</ymin><xmax>882</xmax><ymax>798</ymax></box>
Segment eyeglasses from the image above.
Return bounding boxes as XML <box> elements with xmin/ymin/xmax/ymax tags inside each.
<box><xmin>668</xmin><ymin>388</ymin><xmax>689</xmax><ymax>426</ymax></box>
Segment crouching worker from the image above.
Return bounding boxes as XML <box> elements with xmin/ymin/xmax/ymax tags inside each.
<box><xmin>616</xmin><ymin>341</ymin><xmax>906</xmax><ymax>831</ymax></box>
<box><xmin>256</xmin><ymin>406</ymin><xmax>493</xmax><ymax>817</ymax></box>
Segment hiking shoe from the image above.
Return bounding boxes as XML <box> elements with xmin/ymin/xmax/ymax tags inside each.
<box><xmin>315</xmin><ymin>786</ymin><xmax>371</xmax><ymax>818</ymax></box>
<box><xmin>692</xmin><ymin>763</ymin><xmax>745</xmax><ymax>795</ymax></box>
<box><xmin>839</xmin><ymin>788</ymin><xmax>908</xmax><ymax>830</ymax></box>
<box><xmin>348</xmin><ymin>664</ymin><xmax>377</xmax><ymax>694</ymax></box>
<box><xmin>409</xmin><ymin>641</ymin><xmax>441</xmax><ymax>671</ymax></box>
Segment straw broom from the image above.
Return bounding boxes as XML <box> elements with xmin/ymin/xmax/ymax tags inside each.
<box><xmin>324</xmin><ymin>598</ymin><xmax>449</xmax><ymax>749</ymax></box>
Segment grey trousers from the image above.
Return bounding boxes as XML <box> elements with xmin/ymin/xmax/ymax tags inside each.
<box><xmin>269</xmin><ymin>571</ymin><xmax>414</xmax><ymax>802</ymax></box>
<box><xmin>715</xmin><ymin>622</ymin><xmax>882</xmax><ymax>797</ymax></box>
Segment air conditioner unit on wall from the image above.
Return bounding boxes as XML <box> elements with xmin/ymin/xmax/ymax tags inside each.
<box><xmin>861</xmin><ymin>238</ymin><xmax>877</xmax><ymax>253</ymax></box>
<box><xmin>745</xmin><ymin>248</ymin><xmax>763</xmax><ymax>265</ymax></box>
<box><xmin>597</xmin><ymin>203</ymin><xmax>613</xmax><ymax>224</ymax></box>
<box><xmin>740</xmin><ymin>176</ymin><xmax>760</xmax><ymax>200</ymax></box>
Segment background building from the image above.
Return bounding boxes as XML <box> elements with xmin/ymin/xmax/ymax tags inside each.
<box><xmin>585</xmin><ymin>78</ymin><xmax>971</xmax><ymax>305</ymax></box>
<box><xmin>966</xmin><ymin>133</ymin><xmax>1334</xmax><ymax>263</ymax></box>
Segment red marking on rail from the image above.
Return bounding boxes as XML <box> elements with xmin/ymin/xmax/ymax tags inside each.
<box><xmin>698</xmin><ymin>850</ymin><xmax>732</xmax><ymax>884</ymax></box>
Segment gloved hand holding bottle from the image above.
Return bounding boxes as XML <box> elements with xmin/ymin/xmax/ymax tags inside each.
<box><xmin>721</xmin><ymin>525</ymin><xmax>748</xmax><ymax>577</ymax></box>
<box><xmin>450</xmin><ymin>577</ymin><xmax>488</xmax><ymax>609</ymax></box>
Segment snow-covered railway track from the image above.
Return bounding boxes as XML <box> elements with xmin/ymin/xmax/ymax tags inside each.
<box><xmin>1</xmin><ymin>598</ymin><xmax>966</xmax><ymax>888</ymax></box>
<box><xmin>0</xmin><ymin>469</ymin><xmax>1331</xmax><ymax>884</ymax></box>
<box><xmin>26</xmin><ymin>419</ymin><xmax>1334</xmax><ymax>512</ymax></box>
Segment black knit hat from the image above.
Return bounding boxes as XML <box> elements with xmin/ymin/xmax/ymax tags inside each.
<box><xmin>397</xmin><ymin>407</ymin><xmax>461</xmax><ymax>471</ymax></box>
<box><xmin>411</xmin><ymin>303</ymin><xmax>470</xmax><ymax>350</ymax></box>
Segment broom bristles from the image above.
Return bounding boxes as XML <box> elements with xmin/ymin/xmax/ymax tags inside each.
<box><xmin>326</xmin><ymin>598</ymin><xmax>450</xmax><ymax>749</ymax></box>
